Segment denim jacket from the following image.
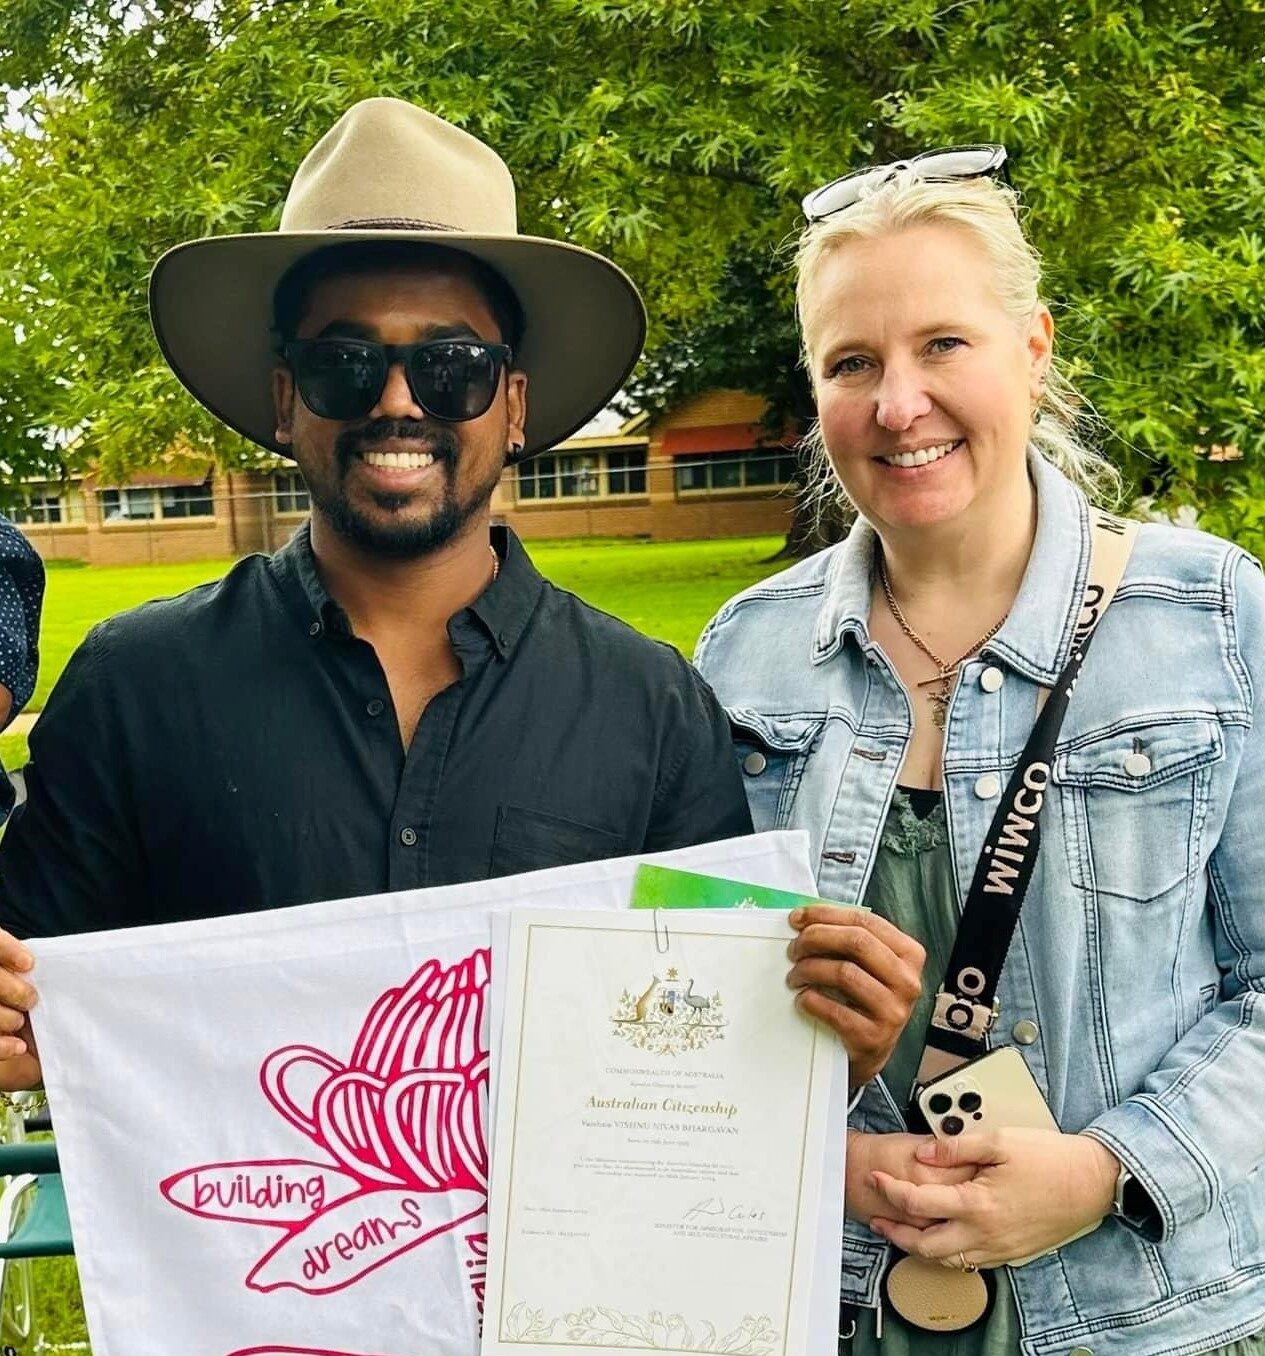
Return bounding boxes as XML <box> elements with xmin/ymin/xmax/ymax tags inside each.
<box><xmin>695</xmin><ymin>455</ymin><xmax>1265</xmax><ymax>1356</ymax></box>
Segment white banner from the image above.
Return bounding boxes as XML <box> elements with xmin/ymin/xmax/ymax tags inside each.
<box><xmin>30</xmin><ymin>832</ymin><xmax>815</xmax><ymax>1356</ymax></box>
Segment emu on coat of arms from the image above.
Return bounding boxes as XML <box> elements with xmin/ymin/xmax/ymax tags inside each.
<box><xmin>611</xmin><ymin>967</ymin><xmax>726</xmax><ymax>1056</ymax></box>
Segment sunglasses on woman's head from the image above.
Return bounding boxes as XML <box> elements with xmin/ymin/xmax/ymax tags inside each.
<box><xmin>281</xmin><ymin>337</ymin><xmax>514</xmax><ymax>423</ymax></box>
<box><xmin>801</xmin><ymin>144</ymin><xmax>1010</xmax><ymax>223</ymax></box>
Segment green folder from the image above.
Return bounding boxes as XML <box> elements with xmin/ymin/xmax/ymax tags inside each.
<box><xmin>630</xmin><ymin>862</ymin><xmax>863</xmax><ymax>912</ymax></box>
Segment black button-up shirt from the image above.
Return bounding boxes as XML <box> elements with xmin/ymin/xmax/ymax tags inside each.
<box><xmin>0</xmin><ymin>525</ymin><xmax>751</xmax><ymax>938</ymax></box>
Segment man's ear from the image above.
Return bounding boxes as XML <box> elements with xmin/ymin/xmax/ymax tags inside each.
<box><xmin>272</xmin><ymin>364</ymin><xmax>296</xmax><ymax>446</ymax></box>
<box><xmin>505</xmin><ymin>369</ymin><xmax>528</xmax><ymax>460</ymax></box>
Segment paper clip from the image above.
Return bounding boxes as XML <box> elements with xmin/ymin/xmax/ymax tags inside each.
<box><xmin>652</xmin><ymin>908</ymin><xmax>671</xmax><ymax>955</ymax></box>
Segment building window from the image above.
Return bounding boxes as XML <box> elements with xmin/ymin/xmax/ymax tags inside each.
<box><xmin>560</xmin><ymin>454</ymin><xmax>601</xmax><ymax>498</ymax></box>
<box><xmin>516</xmin><ymin>448</ymin><xmax>648</xmax><ymax>503</ymax></box>
<box><xmin>674</xmin><ymin>447</ymin><xmax>797</xmax><ymax>494</ymax></box>
<box><xmin>517</xmin><ymin>453</ymin><xmax>603</xmax><ymax>502</ymax></box>
<box><xmin>100</xmin><ymin>482</ymin><xmax>214</xmax><ymax>522</ymax></box>
<box><xmin>606</xmin><ymin>449</ymin><xmax>647</xmax><ymax>496</ymax></box>
<box><xmin>274</xmin><ymin>471</ymin><xmax>311</xmax><ymax>514</ymax></box>
<box><xmin>160</xmin><ymin>485</ymin><xmax>214</xmax><ymax>518</ymax></box>
<box><xmin>4</xmin><ymin>485</ymin><xmax>86</xmax><ymax>525</ymax></box>
<box><xmin>9</xmin><ymin>493</ymin><xmax>62</xmax><ymax>525</ymax></box>
<box><xmin>100</xmin><ymin>488</ymin><xmax>156</xmax><ymax>521</ymax></box>
<box><xmin>675</xmin><ymin>455</ymin><xmax>711</xmax><ymax>493</ymax></box>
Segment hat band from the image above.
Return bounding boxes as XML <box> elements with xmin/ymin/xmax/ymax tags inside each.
<box><xmin>330</xmin><ymin>217</ymin><xmax>461</xmax><ymax>231</ymax></box>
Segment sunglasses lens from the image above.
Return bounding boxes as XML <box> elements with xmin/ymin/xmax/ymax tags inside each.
<box><xmin>802</xmin><ymin>171</ymin><xmax>868</xmax><ymax>221</ymax></box>
<box><xmin>917</xmin><ymin>146</ymin><xmax>1003</xmax><ymax>178</ymax></box>
<box><xmin>294</xmin><ymin>341</ymin><xmax>384</xmax><ymax>420</ymax></box>
<box><xmin>410</xmin><ymin>343</ymin><xmax>502</xmax><ymax>422</ymax></box>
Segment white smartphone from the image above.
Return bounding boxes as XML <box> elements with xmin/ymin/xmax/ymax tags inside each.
<box><xmin>916</xmin><ymin>1046</ymin><xmax>1100</xmax><ymax>1265</ymax></box>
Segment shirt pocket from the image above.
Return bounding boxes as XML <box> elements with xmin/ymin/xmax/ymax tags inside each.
<box><xmin>726</xmin><ymin>709</ymin><xmax>824</xmax><ymax>832</ymax></box>
<box><xmin>489</xmin><ymin>804</ymin><xmax>627</xmax><ymax>877</ymax></box>
<box><xmin>1054</xmin><ymin>717</ymin><xmax>1223</xmax><ymax>901</ymax></box>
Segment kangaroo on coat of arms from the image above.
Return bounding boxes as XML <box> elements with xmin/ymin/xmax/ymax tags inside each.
<box><xmin>612</xmin><ymin>967</ymin><xmax>726</xmax><ymax>1056</ymax></box>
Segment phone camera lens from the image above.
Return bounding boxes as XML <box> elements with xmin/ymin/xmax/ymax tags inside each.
<box><xmin>928</xmin><ymin>1093</ymin><xmax>952</xmax><ymax>1115</ymax></box>
<box><xmin>958</xmin><ymin>1091</ymin><xmax>982</xmax><ymax>1113</ymax></box>
<box><xmin>941</xmin><ymin>1115</ymin><xmax>965</xmax><ymax>1136</ymax></box>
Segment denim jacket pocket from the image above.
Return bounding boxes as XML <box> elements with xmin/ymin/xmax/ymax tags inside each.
<box><xmin>1055</xmin><ymin>717</ymin><xmax>1224</xmax><ymax>901</ymax></box>
<box><xmin>727</xmin><ymin>709</ymin><xmax>824</xmax><ymax>831</ymax></box>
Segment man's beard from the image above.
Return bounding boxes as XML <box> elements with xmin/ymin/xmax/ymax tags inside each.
<box><xmin>304</xmin><ymin>418</ymin><xmax>501</xmax><ymax>561</ymax></box>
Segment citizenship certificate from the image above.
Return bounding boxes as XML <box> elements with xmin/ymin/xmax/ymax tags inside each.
<box><xmin>482</xmin><ymin>908</ymin><xmax>846</xmax><ymax>1355</ymax></box>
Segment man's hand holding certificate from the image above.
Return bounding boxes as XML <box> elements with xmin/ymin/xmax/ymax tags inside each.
<box><xmin>482</xmin><ymin>908</ymin><xmax>848</xmax><ymax>1356</ymax></box>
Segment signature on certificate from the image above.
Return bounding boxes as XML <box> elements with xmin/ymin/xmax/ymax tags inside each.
<box><xmin>681</xmin><ymin>1197</ymin><xmax>766</xmax><ymax>1224</ymax></box>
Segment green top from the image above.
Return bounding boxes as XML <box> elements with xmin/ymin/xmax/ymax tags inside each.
<box><xmin>844</xmin><ymin>789</ymin><xmax>1263</xmax><ymax>1356</ymax></box>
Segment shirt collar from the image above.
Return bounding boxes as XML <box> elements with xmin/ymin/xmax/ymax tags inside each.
<box><xmin>812</xmin><ymin>451</ymin><xmax>1091</xmax><ymax>685</ymax></box>
<box><xmin>468</xmin><ymin>525</ymin><xmax>545</xmax><ymax>659</ymax></box>
<box><xmin>269</xmin><ymin>520</ymin><xmax>545</xmax><ymax>659</ymax></box>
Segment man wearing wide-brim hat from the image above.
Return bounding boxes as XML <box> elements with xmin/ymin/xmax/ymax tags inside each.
<box><xmin>0</xmin><ymin>98</ymin><xmax>755</xmax><ymax>1088</ymax></box>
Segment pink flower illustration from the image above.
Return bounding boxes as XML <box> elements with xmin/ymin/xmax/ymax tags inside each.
<box><xmin>161</xmin><ymin>948</ymin><xmax>492</xmax><ymax>1354</ymax></box>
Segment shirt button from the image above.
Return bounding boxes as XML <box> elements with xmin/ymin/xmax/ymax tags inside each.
<box><xmin>308</xmin><ymin>621</ymin><xmax>322</xmax><ymax>637</ymax></box>
<box><xmin>1012</xmin><ymin>1019</ymin><xmax>1040</xmax><ymax>1045</ymax></box>
<box><xmin>980</xmin><ymin>666</ymin><xmax>1004</xmax><ymax>693</ymax></box>
<box><xmin>399</xmin><ymin>826</ymin><xmax>418</xmax><ymax>847</ymax></box>
<box><xmin>1123</xmin><ymin>752</ymin><xmax>1152</xmax><ymax>777</ymax></box>
<box><xmin>974</xmin><ymin>773</ymin><xmax>1001</xmax><ymax>800</ymax></box>
<box><xmin>366</xmin><ymin>699</ymin><xmax>385</xmax><ymax>717</ymax></box>
<box><xmin>742</xmin><ymin>751</ymin><xmax>768</xmax><ymax>777</ymax></box>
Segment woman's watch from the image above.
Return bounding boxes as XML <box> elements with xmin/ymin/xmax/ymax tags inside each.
<box><xmin>1112</xmin><ymin>1163</ymin><xmax>1153</xmax><ymax>1223</ymax></box>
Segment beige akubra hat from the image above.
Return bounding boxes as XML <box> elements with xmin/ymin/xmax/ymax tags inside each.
<box><xmin>149</xmin><ymin>97</ymin><xmax>646</xmax><ymax>458</ymax></box>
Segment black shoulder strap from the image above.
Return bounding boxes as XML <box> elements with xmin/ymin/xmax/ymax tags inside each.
<box><xmin>910</xmin><ymin>510</ymin><xmax>1138</xmax><ymax>1098</ymax></box>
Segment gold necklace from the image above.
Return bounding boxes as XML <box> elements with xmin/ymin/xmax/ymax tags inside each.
<box><xmin>878</xmin><ymin>555</ymin><xmax>1007</xmax><ymax>729</ymax></box>
<box><xmin>489</xmin><ymin>544</ymin><xmax>501</xmax><ymax>583</ymax></box>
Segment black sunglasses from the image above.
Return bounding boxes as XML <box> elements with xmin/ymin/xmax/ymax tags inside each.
<box><xmin>281</xmin><ymin>337</ymin><xmax>514</xmax><ymax>423</ymax></box>
<box><xmin>802</xmin><ymin>144</ymin><xmax>1010</xmax><ymax>222</ymax></box>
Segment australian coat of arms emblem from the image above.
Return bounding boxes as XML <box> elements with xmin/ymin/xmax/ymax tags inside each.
<box><xmin>611</xmin><ymin>966</ymin><xmax>726</xmax><ymax>1056</ymax></box>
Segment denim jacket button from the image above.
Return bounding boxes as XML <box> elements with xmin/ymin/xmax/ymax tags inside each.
<box><xmin>1124</xmin><ymin>752</ymin><xmax>1152</xmax><ymax>777</ymax></box>
<box><xmin>1069</xmin><ymin>1347</ymin><xmax>1093</xmax><ymax>1356</ymax></box>
<box><xmin>742</xmin><ymin>751</ymin><xmax>768</xmax><ymax>777</ymax></box>
<box><xmin>974</xmin><ymin>773</ymin><xmax>1001</xmax><ymax>800</ymax></box>
<box><xmin>1012</xmin><ymin>1019</ymin><xmax>1040</xmax><ymax>1045</ymax></box>
<box><xmin>980</xmin><ymin>666</ymin><xmax>1004</xmax><ymax>692</ymax></box>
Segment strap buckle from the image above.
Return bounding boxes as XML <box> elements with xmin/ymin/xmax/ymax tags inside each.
<box><xmin>931</xmin><ymin>990</ymin><xmax>999</xmax><ymax>1042</ymax></box>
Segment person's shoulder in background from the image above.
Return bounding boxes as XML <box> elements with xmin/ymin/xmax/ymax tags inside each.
<box><xmin>0</xmin><ymin>516</ymin><xmax>46</xmax><ymax>817</ymax></box>
<box><xmin>0</xmin><ymin>516</ymin><xmax>45</xmax><ymax>728</ymax></box>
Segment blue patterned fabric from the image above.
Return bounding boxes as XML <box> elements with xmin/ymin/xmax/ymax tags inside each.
<box><xmin>0</xmin><ymin>515</ymin><xmax>42</xmax><ymax>718</ymax></box>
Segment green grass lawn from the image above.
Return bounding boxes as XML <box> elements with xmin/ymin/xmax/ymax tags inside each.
<box><xmin>0</xmin><ymin>536</ymin><xmax>789</xmax><ymax>773</ymax></box>
<box><xmin>1</xmin><ymin>533</ymin><xmax>793</xmax><ymax>1351</ymax></box>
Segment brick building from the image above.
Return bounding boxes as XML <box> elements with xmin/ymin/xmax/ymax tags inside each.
<box><xmin>10</xmin><ymin>391</ymin><xmax>799</xmax><ymax>564</ymax></box>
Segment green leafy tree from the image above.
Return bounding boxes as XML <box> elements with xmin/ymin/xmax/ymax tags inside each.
<box><xmin>1</xmin><ymin>1</ymin><xmax>1262</xmax><ymax>545</ymax></box>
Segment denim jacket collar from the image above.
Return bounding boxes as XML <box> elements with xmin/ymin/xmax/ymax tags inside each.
<box><xmin>812</xmin><ymin>451</ymin><xmax>1092</xmax><ymax>686</ymax></box>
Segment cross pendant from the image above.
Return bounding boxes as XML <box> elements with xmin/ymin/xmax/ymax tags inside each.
<box><xmin>915</xmin><ymin>666</ymin><xmax>958</xmax><ymax>729</ymax></box>
<box><xmin>927</xmin><ymin>687</ymin><xmax>951</xmax><ymax>729</ymax></box>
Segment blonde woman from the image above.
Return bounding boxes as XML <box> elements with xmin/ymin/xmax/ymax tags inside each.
<box><xmin>697</xmin><ymin>148</ymin><xmax>1265</xmax><ymax>1354</ymax></box>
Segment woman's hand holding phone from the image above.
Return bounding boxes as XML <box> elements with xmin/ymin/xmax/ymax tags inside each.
<box><xmin>845</xmin><ymin>1130</ymin><xmax>978</xmax><ymax>1228</ymax></box>
<box><xmin>866</xmin><ymin>1127</ymin><xmax>1121</xmax><ymax>1268</ymax></box>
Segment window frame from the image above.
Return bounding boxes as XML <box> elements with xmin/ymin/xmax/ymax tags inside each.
<box><xmin>100</xmin><ymin>481</ymin><xmax>215</xmax><ymax>524</ymax></box>
<box><xmin>673</xmin><ymin>446</ymin><xmax>797</xmax><ymax>496</ymax></box>
<box><xmin>516</xmin><ymin>448</ymin><xmax>648</xmax><ymax>504</ymax></box>
<box><xmin>4</xmin><ymin>485</ymin><xmax>85</xmax><ymax>527</ymax></box>
<box><xmin>159</xmin><ymin>484</ymin><xmax>215</xmax><ymax>519</ymax></box>
<box><xmin>273</xmin><ymin>470</ymin><xmax>311</xmax><ymax>515</ymax></box>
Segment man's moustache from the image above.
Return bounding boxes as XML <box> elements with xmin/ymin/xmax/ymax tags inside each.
<box><xmin>336</xmin><ymin>420</ymin><xmax>459</xmax><ymax>465</ymax></box>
